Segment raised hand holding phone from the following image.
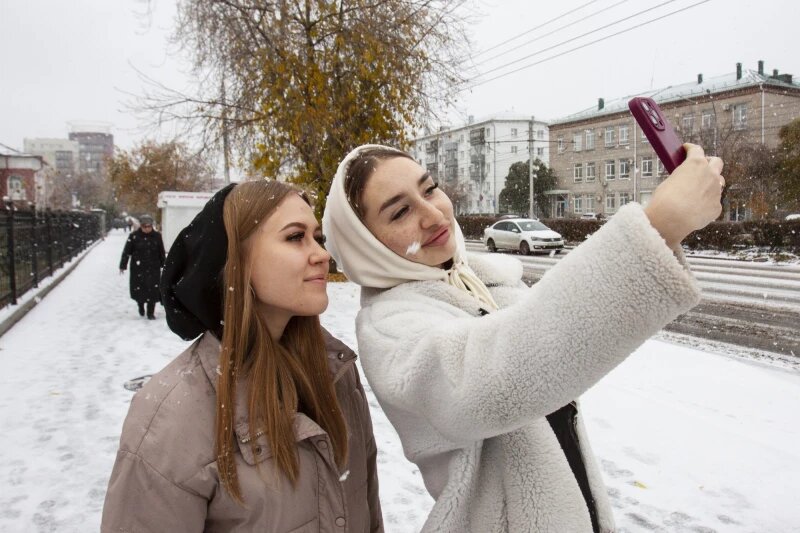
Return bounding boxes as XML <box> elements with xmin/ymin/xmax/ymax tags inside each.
<box><xmin>628</xmin><ymin>97</ymin><xmax>725</xmax><ymax>247</ymax></box>
<box><xmin>628</xmin><ymin>96</ymin><xmax>686</xmax><ymax>173</ymax></box>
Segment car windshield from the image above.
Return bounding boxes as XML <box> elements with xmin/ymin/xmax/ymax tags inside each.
<box><xmin>517</xmin><ymin>220</ymin><xmax>549</xmax><ymax>231</ymax></box>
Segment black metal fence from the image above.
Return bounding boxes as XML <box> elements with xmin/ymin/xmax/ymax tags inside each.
<box><xmin>0</xmin><ymin>205</ymin><xmax>104</xmax><ymax>308</ymax></box>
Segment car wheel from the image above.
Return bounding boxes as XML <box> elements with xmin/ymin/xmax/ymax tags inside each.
<box><xmin>519</xmin><ymin>241</ymin><xmax>530</xmax><ymax>256</ymax></box>
<box><xmin>487</xmin><ymin>239</ymin><xmax>497</xmax><ymax>253</ymax></box>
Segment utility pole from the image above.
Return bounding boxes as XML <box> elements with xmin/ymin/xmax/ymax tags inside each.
<box><xmin>528</xmin><ymin>116</ymin><xmax>535</xmax><ymax>218</ymax></box>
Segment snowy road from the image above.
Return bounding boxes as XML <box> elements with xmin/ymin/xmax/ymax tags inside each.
<box><xmin>1</xmin><ymin>231</ymin><xmax>799</xmax><ymax>532</ymax></box>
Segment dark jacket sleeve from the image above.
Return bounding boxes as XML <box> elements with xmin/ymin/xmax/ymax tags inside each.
<box><xmin>157</xmin><ymin>232</ymin><xmax>166</xmax><ymax>267</ymax></box>
<box><xmin>119</xmin><ymin>235</ymin><xmax>134</xmax><ymax>270</ymax></box>
<box><xmin>355</xmin><ymin>370</ymin><xmax>383</xmax><ymax>532</ymax></box>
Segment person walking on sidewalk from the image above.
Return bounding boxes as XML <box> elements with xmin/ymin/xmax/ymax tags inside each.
<box><xmin>322</xmin><ymin>143</ymin><xmax>724</xmax><ymax>532</ymax></box>
<box><xmin>102</xmin><ymin>181</ymin><xmax>383</xmax><ymax>532</ymax></box>
<box><xmin>119</xmin><ymin>214</ymin><xmax>165</xmax><ymax>319</ymax></box>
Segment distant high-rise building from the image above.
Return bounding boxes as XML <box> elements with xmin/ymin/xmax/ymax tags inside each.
<box><xmin>67</xmin><ymin>122</ymin><xmax>114</xmax><ymax>178</ymax></box>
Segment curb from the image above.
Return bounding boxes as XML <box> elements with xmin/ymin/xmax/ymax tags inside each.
<box><xmin>0</xmin><ymin>240</ymin><xmax>102</xmax><ymax>338</ymax></box>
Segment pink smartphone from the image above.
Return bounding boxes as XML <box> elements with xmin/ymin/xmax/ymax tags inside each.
<box><xmin>628</xmin><ymin>96</ymin><xmax>686</xmax><ymax>173</ymax></box>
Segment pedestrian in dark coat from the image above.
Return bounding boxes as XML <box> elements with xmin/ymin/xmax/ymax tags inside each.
<box><xmin>119</xmin><ymin>214</ymin><xmax>165</xmax><ymax>319</ymax></box>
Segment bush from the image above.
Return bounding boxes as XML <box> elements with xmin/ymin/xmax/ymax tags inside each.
<box><xmin>456</xmin><ymin>215</ymin><xmax>800</xmax><ymax>252</ymax></box>
<box><xmin>685</xmin><ymin>220</ymin><xmax>800</xmax><ymax>251</ymax></box>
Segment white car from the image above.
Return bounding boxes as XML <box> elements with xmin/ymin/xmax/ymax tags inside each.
<box><xmin>483</xmin><ymin>219</ymin><xmax>565</xmax><ymax>255</ymax></box>
<box><xmin>786</xmin><ymin>214</ymin><xmax>800</xmax><ymax>221</ymax></box>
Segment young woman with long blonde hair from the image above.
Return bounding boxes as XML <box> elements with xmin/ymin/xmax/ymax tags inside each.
<box><xmin>103</xmin><ymin>180</ymin><xmax>382</xmax><ymax>532</ymax></box>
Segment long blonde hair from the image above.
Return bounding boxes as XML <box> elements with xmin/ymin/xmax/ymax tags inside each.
<box><xmin>215</xmin><ymin>180</ymin><xmax>348</xmax><ymax>503</ymax></box>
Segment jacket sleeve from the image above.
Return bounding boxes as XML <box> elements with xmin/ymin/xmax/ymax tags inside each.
<box><xmin>101</xmin><ymin>450</ymin><xmax>207</xmax><ymax>532</ymax></box>
<box><xmin>119</xmin><ymin>235</ymin><xmax>134</xmax><ymax>270</ymax></box>
<box><xmin>158</xmin><ymin>232</ymin><xmax>166</xmax><ymax>267</ymax></box>
<box><xmin>356</xmin><ymin>203</ymin><xmax>701</xmax><ymax>444</ymax></box>
<box><xmin>355</xmin><ymin>370</ymin><xmax>383</xmax><ymax>532</ymax></box>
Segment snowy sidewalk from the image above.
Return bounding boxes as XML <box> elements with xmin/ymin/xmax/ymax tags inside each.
<box><xmin>1</xmin><ymin>231</ymin><xmax>799</xmax><ymax>532</ymax></box>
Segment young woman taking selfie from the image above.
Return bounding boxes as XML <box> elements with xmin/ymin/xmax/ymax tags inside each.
<box><xmin>322</xmin><ymin>143</ymin><xmax>724</xmax><ymax>532</ymax></box>
<box><xmin>102</xmin><ymin>180</ymin><xmax>383</xmax><ymax>532</ymax></box>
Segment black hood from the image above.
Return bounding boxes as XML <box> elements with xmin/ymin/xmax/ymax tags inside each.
<box><xmin>161</xmin><ymin>184</ymin><xmax>236</xmax><ymax>341</ymax></box>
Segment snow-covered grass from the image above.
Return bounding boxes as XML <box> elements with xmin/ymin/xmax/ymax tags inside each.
<box><xmin>1</xmin><ymin>231</ymin><xmax>799</xmax><ymax>532</ymax></box>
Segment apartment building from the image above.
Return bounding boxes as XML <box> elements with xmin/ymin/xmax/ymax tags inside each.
<box><xmin>23</xmin><ymin>138</ymin><xmax>80</xmax><ymax>176</ymax></box>
<box><xmin>411</xmin><ymin>113</ymin><xmax>549</xmax><ymax>214</ymax></box>
<box><xmin>548</xmin><ymin>61</ymin><xmax>800</xmax><ymax>220</ymax></box>
<box><xmin>67</xmin><ymin>122</ymin><xmax>114</xmax><ymax>179</ymax></box>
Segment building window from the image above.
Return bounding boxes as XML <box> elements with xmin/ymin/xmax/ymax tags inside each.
<box><xmin>486</xmin><ymin>127</ymin><xmax>491</xmax><ymax>136</ymax></box>
<box><xmin>657</xmin><ymin>159</ymin><xmax>665</xmax><ymax>175</ymax></box>
<box><xmin>537</xmin><ymin>147</ymin><xmax>544</xmax><ymax>156</ymax></box>
<box><xmin>511</xmin><ymin>146</ymin><xmax>518</xmax><ymax>154</ymax></box>
<box><xmin>511</xmin><ymin>128</ymin><xmax>518</xmax><ymax>137</ymax></box>
<box><xmin>619</xmin><ymin>159</ymin><xmax>630</xmax><ymax>179</ymax></box>
<box><xmin>682</xmin><ymin>114</ymin><xmax>695</xmax><ymax>134</ymax></box>
<box><xmin>585</xmin><ymin>130</ymin><xmax>595</xmax><ymax>150</ymax></box>
<box><xmin>619</xmin><ymin>125</ymin><xmax>629</xmax><ymax>145</ymax></box>
<box><xmin>733</xmin><ymin>104</ymin><xmax>747</xmax><ymax>129</ymax></box>
<box><xmin>585</xmin><ymin>162</ymin><xmax>596</xmax><ymax>182</ymax></box>
<box><xmin>619</xmin><ymin>192</ymin><xmax>630</xmax><ymax>206</ymax></box>
<box><xmin>557</xmin><ymin>136</ymin><xmax>565</xmax><ymax>153</ymax></box>
<box><xmin>7</xmin><ymin>175</ymin><xmax>26</xmax><ymax>200</ymax></box>
<box><xmin>573</xmin><ymin>195</ymin><xmax>583</xmax><ymax>214</ymax></box>
<box><xmin>641</xmin><ymin>129</ymin><xmax>649</xmax><ymax>144</ymax></box>
<box><xmin>585</xmin><ymin>194</ymin><xmax>595</xmax><ymax>212</ymax></box>
<box><xmin>605</xmin><ymin>160</ymin><xmax>616</xmax><ymax>180</ymax></box>
<box><xmin>605</xmin><ymin>127</ymin><xmax>615</xmax><ymax>147</ymax></box>
<box><xmin>641</xmin><ymin>157</ymin><xmax>653</xmax><ymax>177</ymax></box>
<box><xmin>460</xmin><ymin>151</ymin><xmax>464</xmax><ymax>160</ymax></box>
<box><xmin>573</xmin><ymin>163</ymin><xmax>584</xmax><ymax>183</ymax></box>
<box><xmin>606</xmin><ymin>193</ymin><xmax>617</xmax><ymax>213</ymax></box>
<box><xmin>701</xmin><ymin>111</ymin><xmax>714</xmax><ymax>130</ymax></box>
<box><xmin>459</xmin><ymin>135</ymin><xmax>464</xmax><ymax>142</ymax></box>
<box><xmin>537</xmin><ymin>130</ymin><xmax>545</xmax><ymax>140</ymax></box>
<box><xmin>573</xmin><ymin>133</ymin><xmax>582</xmax><ymax>152</ymax></box>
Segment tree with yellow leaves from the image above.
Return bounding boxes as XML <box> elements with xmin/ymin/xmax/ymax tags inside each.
<box><xmin>109</xmin><ymin>140</ymin><xmax>214</xmax><ymax>218</ymax></box>
<box><xmin>140</xmin><ymin>0</ymin><xmax>470</xmax><ymax>217</ymax></box>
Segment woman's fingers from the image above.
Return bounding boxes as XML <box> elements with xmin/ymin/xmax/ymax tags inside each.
<box><xmin>684</xmin><ymin>143</ymin><xmax>705</xmax><ymax>160</ymax></box>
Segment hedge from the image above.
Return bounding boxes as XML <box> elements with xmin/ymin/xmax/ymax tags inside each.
<box><xmin>456</xmin><ymin>215</ymin><xmax>800</xmax><ymax>252</ymax></box>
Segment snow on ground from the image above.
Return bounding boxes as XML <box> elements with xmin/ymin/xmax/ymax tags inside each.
<box><xmin>1</xmin><ymin>231</ymin><xmax>799</xmax><ymax>532</ymax></box>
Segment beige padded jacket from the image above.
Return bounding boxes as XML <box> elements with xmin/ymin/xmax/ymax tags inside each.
<box><xmin>102</xmin><ymin>330</ymin><xmax>382</xmax><ymax>533</ymax></box>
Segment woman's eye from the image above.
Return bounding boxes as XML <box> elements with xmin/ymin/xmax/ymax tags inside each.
<box><xmin>287</xmin><ymin>232</ymin><xmax>304</xmax><ymax>241</ymax></box>
<box><xmin>425</xmin><ymin>182</ymin><xmax>439</xmax><ymax>195</ymax></box>
<box><xmin>390</xmin><ymin>206</ymin><xmax>408</xmax><ymax>222</ymax></box>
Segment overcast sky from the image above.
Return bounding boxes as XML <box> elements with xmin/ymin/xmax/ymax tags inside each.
<box><xmin>1</xmin><ymin>0</ymin><xmax>798</xmax><ymax>154</ymax></box>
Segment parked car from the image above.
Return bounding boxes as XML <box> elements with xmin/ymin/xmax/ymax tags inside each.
<box><xmin>483</xmin><ymin>218</ymin><xmax>564</xmax><ymax>255</ymax></box>
<box><xmin>786</xmin><ymin>214</ymin><xmax>800</xmax><ymax>221</ymax></box>
<box><xmin>580</xmin><ymin>212</ymin><xmax>599</xmax><ymax>220</ymax></box>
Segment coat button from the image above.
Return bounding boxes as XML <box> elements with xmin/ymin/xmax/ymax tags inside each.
<box><xmin>318</xmin><ymin>440</ymin><xmax>328</xmax><ymax>449</ymax></box>
<box><xmin>254</xmin><ymin>446</ymin><xmax>263</xmax><ymax>455</ymax></box>
<box><xmin>335</xmin><ymin>517</ymin><xmax>346</xmax><ymax>527</ymax></box>
<box><xmin>337</xmin><ymin>352</ymin><xmax>344</xmax><ymax>360</ymax></box>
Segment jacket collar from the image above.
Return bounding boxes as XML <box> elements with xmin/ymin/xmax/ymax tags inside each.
<box><xmin>194</xmin><ymin>328</ymin><xmax>357</xmax><ymax>445</ymax></box>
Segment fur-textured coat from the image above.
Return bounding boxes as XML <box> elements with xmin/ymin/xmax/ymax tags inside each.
<box><xmin>355</xmin><ymin>203</ymin><xmax>701</xmax><ymax>532</ymax></box>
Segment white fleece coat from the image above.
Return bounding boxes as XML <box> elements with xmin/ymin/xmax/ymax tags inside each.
<box><xmin>354</xmin><ymin>203</ymin><xmax>701</xmax><ymax>532</ymax></box>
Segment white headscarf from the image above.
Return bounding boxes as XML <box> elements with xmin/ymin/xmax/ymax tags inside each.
<box><xmin>322</xmin><ymin>144</ymin><xmax>499</xmax><ymax>312</ymax></box>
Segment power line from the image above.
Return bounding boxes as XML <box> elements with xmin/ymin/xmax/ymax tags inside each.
<box><xmin>471</xmin><ymin>0</ymin><xmax>632</xmax><ymax>69</ymax></box>
<box><xmin>475</xmin><ymin>0</ymin><xmax>684</xmax><ymax>79</ymax></box>
<box><xmin>471</xmin><ymin>0</ymin><xmax>602</xmax><ymax>59</ymax></box>
<box><xmin>462</xmin><ymin>0</ymin><xmax>711</xmax><ymax>92</ymax></box>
